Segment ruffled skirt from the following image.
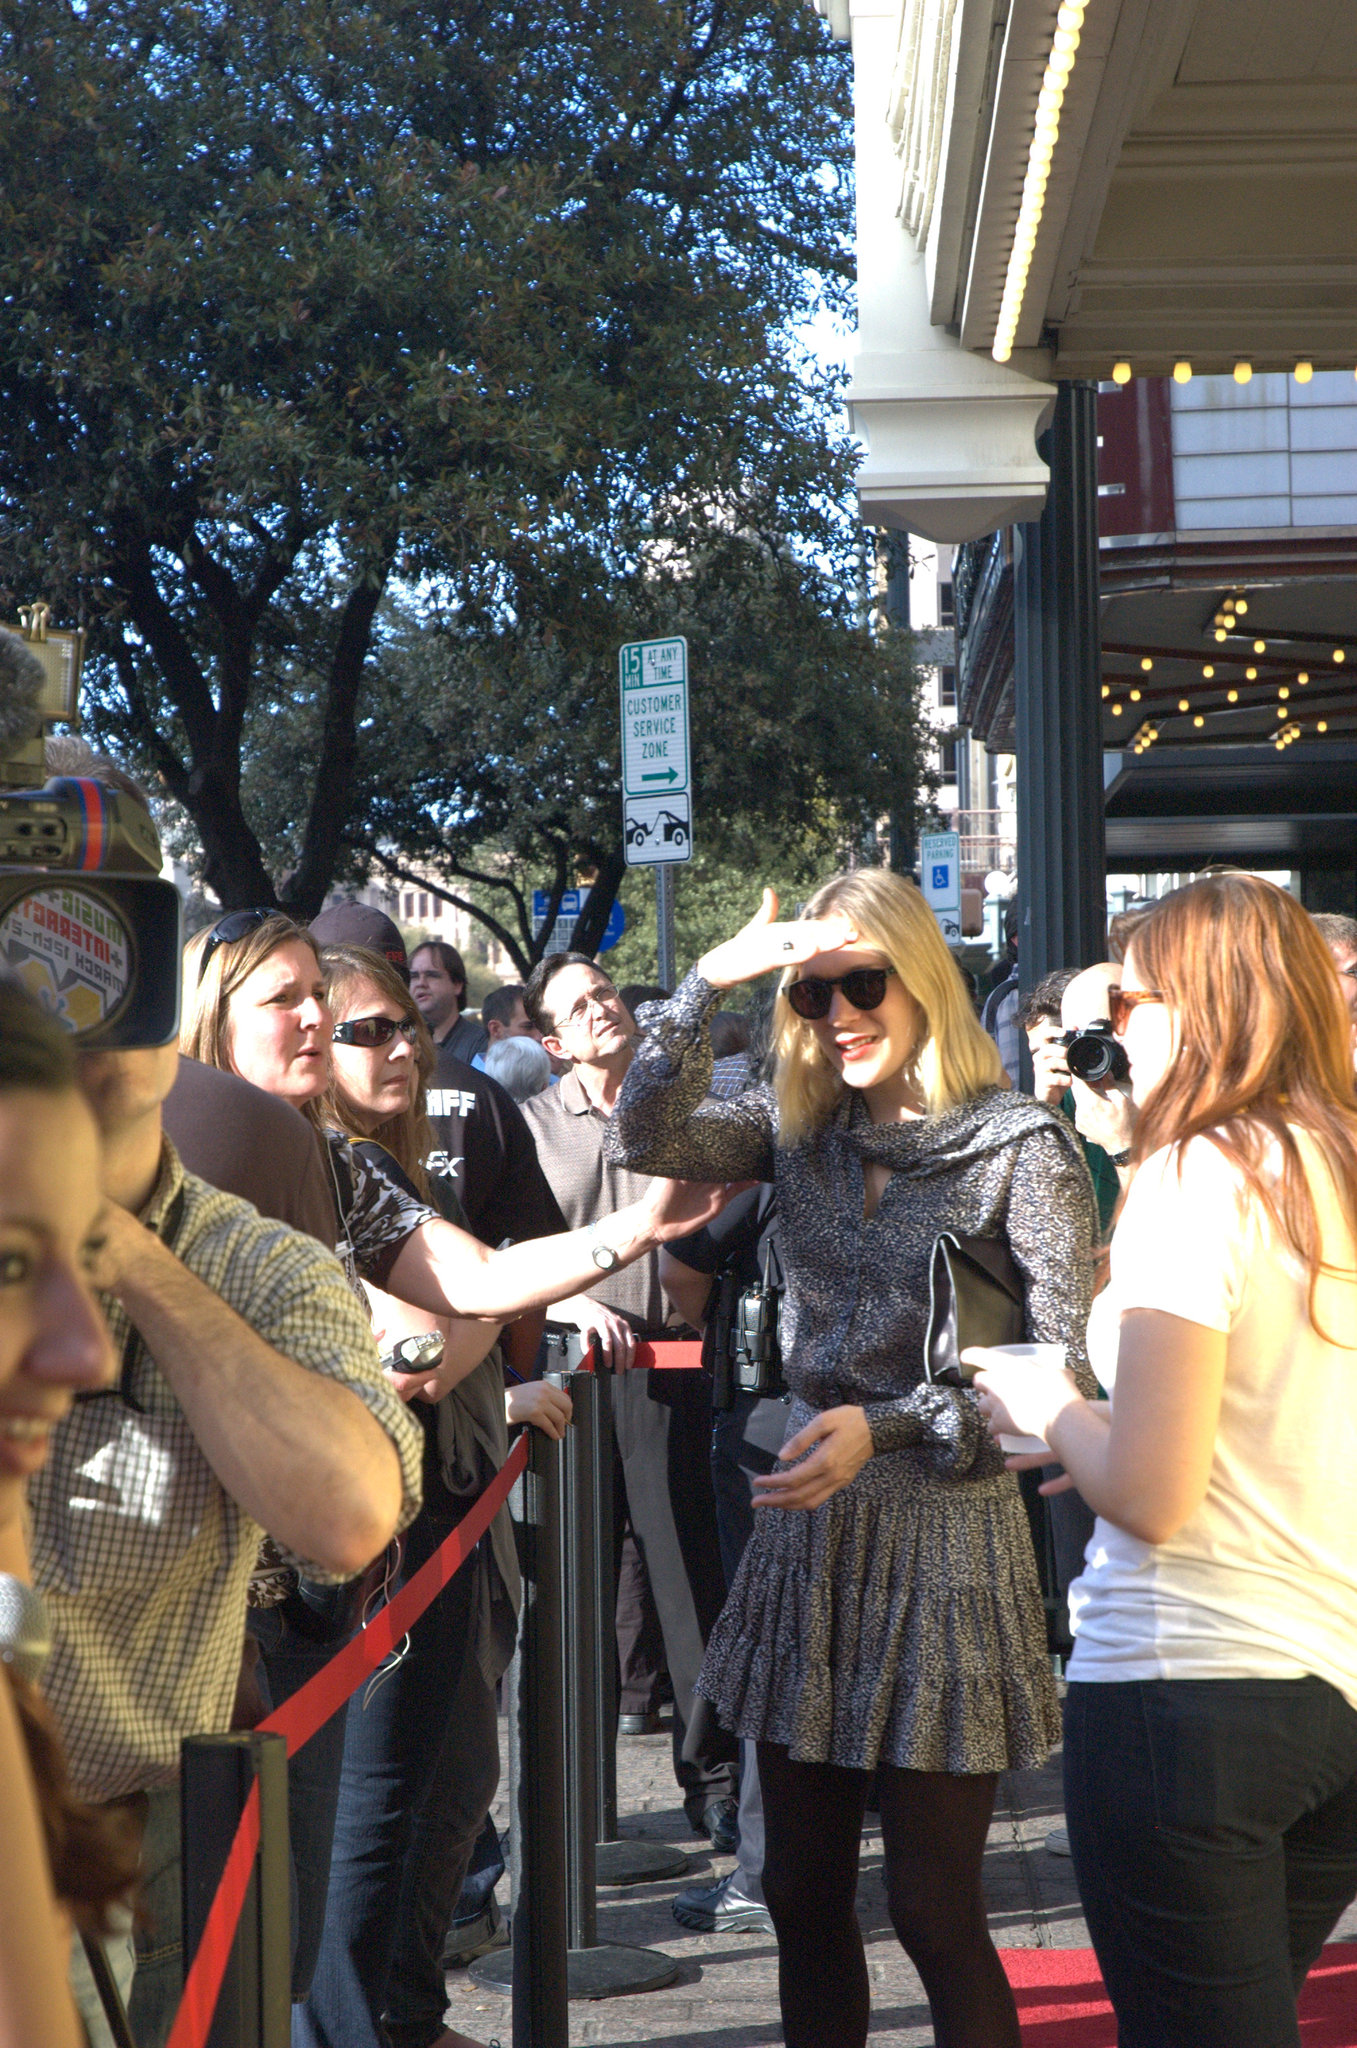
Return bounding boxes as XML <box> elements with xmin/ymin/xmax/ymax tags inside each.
<box><xmin>696</xmin><ymin>1409</ymin><xmax>1060</xmax><ymax>1774</ymax></box>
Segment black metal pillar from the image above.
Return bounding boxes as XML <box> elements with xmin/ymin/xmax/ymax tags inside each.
<box><xmin>1013</xmin><ymin>381</ymin><xmax>1107</xmax><ymax>991</ymax></box>
<box><xmin>180</xmin><ymin>1731</ymin><xmax>290</xmax><ymax>2048</ymax></box>
<box><xmin>878</xmin><ymin>528</ymin><xmax>918</xmax><ymax>876</ymax></box>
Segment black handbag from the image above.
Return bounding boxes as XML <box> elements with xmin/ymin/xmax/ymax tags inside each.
<box><xmin>924</xmin><ymin>1232</ymin><xmax>1026</xmax><ymax>1387</ymax></box>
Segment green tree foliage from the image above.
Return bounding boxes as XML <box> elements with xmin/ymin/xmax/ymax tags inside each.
<box><xmin>340</xmin><ymin>537</ymin><xmax>929</xmax><ymax>970</ymax></box>
<box><xmin>0</xmin><ymin>0</ymin><xmax>925</xmax><ymax>923</ymax></box>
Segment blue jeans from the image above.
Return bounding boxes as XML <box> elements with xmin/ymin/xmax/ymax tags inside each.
<box><xmin>249</xmin><ymin>1604</ymin><xmax>354</xmax><ymax>2000</ymax></box>
<box><xmin>1064</xmin><ymin>1675</ymin><xmax>1357</xmax><ymax>2048</ymax></box>
<box><xmin>293</xmin><ymin>1504</ymin><xmax>483</xmax><ymax>2048</ymax></box>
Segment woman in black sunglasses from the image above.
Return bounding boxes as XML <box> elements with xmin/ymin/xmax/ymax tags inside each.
<box><xmin>608</xmin><ymin>869</ymin><xmax>1098</xmax><ymax>2048</ymax></box>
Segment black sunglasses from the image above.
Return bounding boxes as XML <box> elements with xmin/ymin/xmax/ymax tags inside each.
<box><xmin>786</xmin><ymin>964</ymin><xmax>897</xmax><ymax>1021</ymax></box>
<box><xmin>332</xmin><ymin>1014</ymin><xmax>420</xmax><ymax>1049</ymax></box>
<box><xmin>196</xmin><ymin>907</ymin><xmax>284</xmax><ymax>982</ymax></box>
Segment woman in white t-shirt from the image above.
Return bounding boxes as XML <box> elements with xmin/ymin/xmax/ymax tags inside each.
<box><xmin>969</xmin><ymin>871</ymin><xmax>1357</xmax><ymax>2048</ymax></box>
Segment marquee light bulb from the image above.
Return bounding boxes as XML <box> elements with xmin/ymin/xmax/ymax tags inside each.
<box><xmin>1319</xmin><ymin>720</ymin><xmax>1329</xmax><ymax>732</ymax></box>
<box><xmin>1298</xmin><ymin>671</ymin><xmax>1309</xmax><ymax>684</ymax></box>
<box><xmin>1235</xmin><ymin>599</ymin><xmax>1248</xmax><ymax>614</ymax></box>
<box><xmin>1173</xmin><ymin>361</ymin><xmax>1192</xmax><ymax>383</ymax></box>
<box><xmin>1112</xmin><ymin>362</ymin><xmax>1132</xmax><ymax>384</ymax></box>
<box><xmin>1246</xmin><ymin>666</ymin><xmax>1258</xmax><ymax>679</ymax></box>
<box><xmin>1203</xmin><ymin>665</ymin><xmax>1215</xmax><ymax>678</ymax></box>
<box><xmin>1295</xmin><ymin>362</ymin><xmax>1313</xmax><ymax>383</ymax></box>
<box><xmin>1227</xmin><ymin>689</ymin><xmax>1238</xmax><ymax>702</ymax></box>
<box><xmin>1335</xmin><ymin>649</ymin><xmax>1346</xmax><ymax>663</ymax></box>
<box><xmin>1130</xmin><ymin>688</ymin><xmax>1141</xmax><ymax>702</ymax></box>
<box><xmin>1141</xmin><ymin>657</ymin><xmax>1153</xmax><ymax>671</ymax></box>
<box><xmin>1253</xmin><ymin>640</ymin><xmax>1266</xmax><ymax>653</ymax></box>
<box><xmin>1215</xmin><ymin>629</ymin><xmax>1227</xmax><ymax>642</ymax></box>
<box><xmin>1194</xmin><ymin>715</ymin><xmax>1204</xmax><ymax>727</ymax></box>
<box><xmin>1234</xmin><ymin>362</ymin><xmax>1253</xmax><ymax>384</ymax></box>
<box><xmin>1178</xmin><ymin>698</ymin><xmax>1190</xmax><ymax>711</ymax></box>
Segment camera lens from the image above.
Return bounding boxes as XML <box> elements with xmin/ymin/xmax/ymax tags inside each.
<box><xmin>1065</xmin><ymin>1028</ymin><xmax>1130</xmax><ymax>1085</ymax></box>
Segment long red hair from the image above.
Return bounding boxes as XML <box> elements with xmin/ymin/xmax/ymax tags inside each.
<box><xmin>1125</xmin><ymin>873</ymin><xmax>1357</xmax><ymax>1334</ymax></box>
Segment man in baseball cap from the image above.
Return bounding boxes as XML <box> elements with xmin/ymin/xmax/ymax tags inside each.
<box><xmin>309</xmin><ymin>902</ymin><xmax>408</xmax><ymax>979</ymax></box>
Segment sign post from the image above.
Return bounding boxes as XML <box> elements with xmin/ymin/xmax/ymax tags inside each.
<box><xmin>920</xmin><ymin>830</ymin><xmax>962</xmax><ymax>944</ymax></box>
<box><xmin>619</xmin><ymin>637</ymin><xmax>691</xmax><ymax>989</ymax></box>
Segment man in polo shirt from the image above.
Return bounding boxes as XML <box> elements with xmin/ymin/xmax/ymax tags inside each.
<box><xmin>41</xmin><ymin>1038</ymin><xmax>423</xmax><ymax>2048</ymax></box>
<box><xmin>522</xmin><ymin>952</ymin><xmax>737</xmax><ymax>1849</ymax></box>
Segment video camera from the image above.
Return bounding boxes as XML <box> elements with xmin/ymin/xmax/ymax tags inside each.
<box><xmin>1056</xmin><ymin>1020</ymin><xmax>1130</xmax><ymax>1086</ymax></box>
<box><xmin>0</xmin><ymin>623</ymin><xmax>181</xmax><ymax>1047</ymax></box>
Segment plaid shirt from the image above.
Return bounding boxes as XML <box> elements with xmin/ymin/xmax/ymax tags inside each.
<box><xmin>28</xmin><ymin>1142</ymin><xmax>423</xmax><ymax>1802</ymax></box>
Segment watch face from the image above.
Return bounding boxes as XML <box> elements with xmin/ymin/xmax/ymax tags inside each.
<box><xmin>592</xmin><ymin>1241</ymin><xmax>619</xmax><ymax>1271</ymax></box>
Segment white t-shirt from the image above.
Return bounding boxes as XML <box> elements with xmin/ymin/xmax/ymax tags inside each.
<box><xmin>1068</xmin><ymin>1128</ymin><xmax>1357</xmax><ymax>1708</ymax></box>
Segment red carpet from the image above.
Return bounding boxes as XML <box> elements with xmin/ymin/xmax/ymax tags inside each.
<box><xmin>999</xmin><ymin>1944</ymin><xmax>1357</xmax><ymax>2045</ymax></box>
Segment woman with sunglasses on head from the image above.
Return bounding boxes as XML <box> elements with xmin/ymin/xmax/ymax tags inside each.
<box><xmin>971</xmin><ymin>874</ymin><xmax>1357</xmax><ymax>2048</ymax></box>
<box><xmin>607</xmin><ymin>872</ymin><xmax>1098</xmax><ymax>2048</ymax></box>
<box><xmin>302</xmin><ymin>943</ymin><xmax>568</xmax><ymax>2048</ymax></box>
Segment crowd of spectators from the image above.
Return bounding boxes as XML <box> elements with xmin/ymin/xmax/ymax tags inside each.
<box><xmin>6</xmin><ymin>744</ymin><xmax>1357</xmax><ymax>2048</ymax></box>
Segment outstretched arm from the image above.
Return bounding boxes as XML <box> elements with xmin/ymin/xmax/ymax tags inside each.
<box><xmin>386</xmin><ymin>1176</ymin><xmax>742</xmax><ymax>1322</ymax></box>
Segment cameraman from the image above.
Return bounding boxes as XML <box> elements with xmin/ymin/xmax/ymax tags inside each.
<box><xmin>1024</xmin><ymin>967</ymin><xmax>1130</xmax><ymax>1236</ymax></box>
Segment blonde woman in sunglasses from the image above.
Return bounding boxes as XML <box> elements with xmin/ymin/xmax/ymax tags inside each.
<box><xmin>607</xmin><ymin>871</ymin><xmax>1098</xmax><ymax>2048</ymax></box>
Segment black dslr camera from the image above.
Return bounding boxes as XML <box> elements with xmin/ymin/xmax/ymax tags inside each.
<box><xmin>0</xmin><ymin>627</ymin><xmax>181</xmax><ymax>1047</ymax></box>
<box><xmin>1057</xmin><ymin>1019</ymin><xmax>1130</xmax><ymax>1086</ymax></box>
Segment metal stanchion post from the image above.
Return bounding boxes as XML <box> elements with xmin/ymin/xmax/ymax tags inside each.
<box><xmin>180</xmin><ymin>1730</ymin><xmax>290</xmax><ymax>2048</ymax></box>
<box><xmin>477</xmin><ymin>1371</ymin><xmax>680</xmax><ymax>2002</ymax></box>
<box><xmin>562</xmin><ymin>1368</ymin><xmax>679</xmax><ymax>1995</ymax></box>
<box><xmin>590</xmin><ymin>1350</ymin><xmax>688</xmax><ymax>1891</ymax></box>
<box><xmin>472</xmin><ymin>1425</ymin><xmax>572</xmax><ymax>2043</ymax></box>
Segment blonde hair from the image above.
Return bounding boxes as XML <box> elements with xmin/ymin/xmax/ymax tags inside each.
<box><xmin>180</xmin><ymin>914</ymin><xmax>326</xmax><ymax>1123</ymax></box>
<box><xmin>321</xmin><ymin>944</ymin><xmax>436</xmax><ymax>1201</ymax></box>
<box><xmin>772</xmin><ymin>868</ymin><xmax>1002</xmax><ymax>1145</ymax></box>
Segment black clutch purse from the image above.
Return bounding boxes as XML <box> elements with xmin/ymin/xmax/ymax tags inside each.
<box><xmin>925</xmin><ymin>1232</ymin><xmax>1026</xmax><ymax>1387</ymax></box>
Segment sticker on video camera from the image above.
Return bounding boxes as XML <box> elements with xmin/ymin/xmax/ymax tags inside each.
<box><xmin>0</xmin><ymin>884</ymin><xmax>133</xmax><ymax>1030</ymax></box>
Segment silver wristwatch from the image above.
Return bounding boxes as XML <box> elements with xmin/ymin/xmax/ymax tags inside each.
<box><xmin>590</xmin><ymin>1231</ymin><xmax>621</xmax><ymax>1273</ymax></box>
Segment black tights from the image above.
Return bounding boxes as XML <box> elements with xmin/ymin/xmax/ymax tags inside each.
<box><xmin>757</xmin><ymin>1742</ymin><xmax>1021</xmax><ymax>2048</ymax></box>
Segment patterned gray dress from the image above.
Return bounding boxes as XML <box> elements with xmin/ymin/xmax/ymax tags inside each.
<box><xmin>607</xmin><ymin>971</ymin><xmax>1098</xmax><ymax>1775</ymax></box>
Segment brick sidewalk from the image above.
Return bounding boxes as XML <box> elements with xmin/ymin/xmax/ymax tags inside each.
<box><xmin>439</xmin><ymin>1718</ymin><xmax>1092</xmax><ymax>2047</ymax></box>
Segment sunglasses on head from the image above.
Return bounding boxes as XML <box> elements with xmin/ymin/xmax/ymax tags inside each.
<box><xmin>786</xmin><ymin>964</ymin><xmax>897</xmax><ymax>1021</ymax></box>
<box><xmin>196</xmin><ymin>907</ymin><xmax>286</xmax><ymax>983</ymax></box>
<box><xmin>332</xmin><ymin>1014</ymin><xmax>420</xmax><ymax>1049</ymax></box>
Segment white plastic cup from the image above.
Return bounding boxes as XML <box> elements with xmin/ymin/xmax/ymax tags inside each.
<box><xmin>971</xmin><ymin>1341</ymin><xmax>1066</xmax><ymax>1458</ymax></box>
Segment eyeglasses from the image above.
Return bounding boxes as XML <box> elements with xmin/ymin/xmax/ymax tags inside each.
<box><xmin>196</xmin><ymin>907</ymin><xmax>283</xmax><ymax>983</ymax></box>
<box><xmin>550</xmin><ymin>985</ymin><xmax>620</xmax><ymax>1032</ymax></box>
<box><xmin>1108</xmin><ymin>987</ymin><xmax>1164</xmax><ymax>1035</ymax></box>
<box><xmin>332</xmin><ymin>1015</ymin><xmax>420</xmax><ymax>1049</ymax></box>
<box><xmin>786</xmin><ymin>965</ymin><xmax>897</xmax><ymax>1021</ymax></box>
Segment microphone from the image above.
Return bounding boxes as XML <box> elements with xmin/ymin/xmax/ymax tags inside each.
<box><xmin>0</xmin><ymin>1573</ymin><xmax>51</xmax><ymax>1685</ymax></box>
<box><xmin>0</xmin><ymin>630</ymin><xmax>46</xmax><ymax>756</ymax></box>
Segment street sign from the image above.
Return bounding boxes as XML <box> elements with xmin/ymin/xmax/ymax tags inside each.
<box><xmin>619</xmin><ymin>637</ymin><xmax>689</xmax><ymax>798</ymax></box>
<box><xmin>920</xmin><ymin>830</ymin><xmax>962</xmax><ymax>943</ymax></box>
<box><xmin>531</xmin><ymin>887</ymin><xmax>625</xmax><ymax>957</ymax></box>
<box><xmin>623</xmin><ymin>790</ymin><xmax>692</xmax><ymax>867</ymax></box>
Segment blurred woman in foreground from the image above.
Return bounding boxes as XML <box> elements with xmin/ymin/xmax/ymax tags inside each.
<box><xmin>0</xmin><ymin>983</ymin><xmax>136</xmax><ymax>2048</ymax></box>
<box><xmin>973</xmin><ymin>873</ymin><xmax>1357</xmax><ymax>2047</ymax></box>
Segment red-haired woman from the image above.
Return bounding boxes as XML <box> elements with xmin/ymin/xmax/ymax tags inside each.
<box><xmin>973</xmin><ymin>872</ymin><xmax>1357</xmax><ymax>2048</ymax></box>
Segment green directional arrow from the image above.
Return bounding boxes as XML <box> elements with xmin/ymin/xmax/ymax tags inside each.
<box><xmin>642</xmin><ymin>767</ymin><xmax>678</xmax><ymax>784</ymax></box>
